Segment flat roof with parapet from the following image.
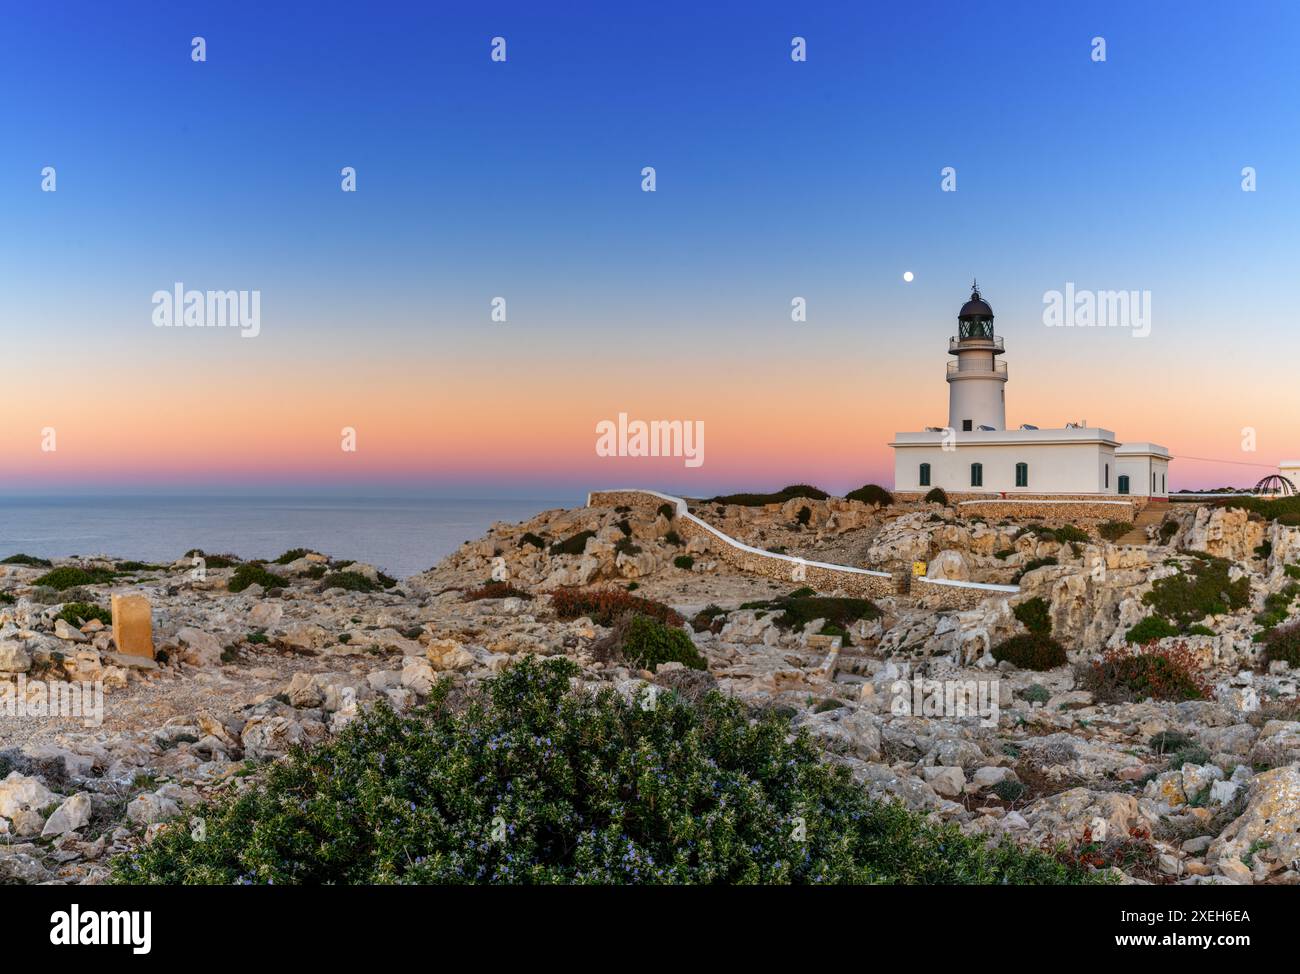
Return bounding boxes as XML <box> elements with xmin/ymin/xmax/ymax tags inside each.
<box><xmin>1115</xmin><ymin>442</ymin><xmax>1172</xmax><ymax>459</ymax></box>
<box><xmin>890</xmin><ymin>426</ymin><xmax>1120</xmax><ymax>448</ymax></box>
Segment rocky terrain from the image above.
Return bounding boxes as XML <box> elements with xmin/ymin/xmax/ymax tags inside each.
<box><xmin>3</xmin><ymin>492</ymin><xmax>1300</xmax><ymax>885</ymax></box>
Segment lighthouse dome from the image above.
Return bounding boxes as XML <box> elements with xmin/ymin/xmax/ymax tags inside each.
<box><xmin>959</xmin><ymin>284</ymin><xmax>993</xmax><ymax>319</ymax></box>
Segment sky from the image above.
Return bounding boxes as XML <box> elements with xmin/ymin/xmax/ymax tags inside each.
<box><xmin>1</xmin><ymin>0</ymin><xmax>1297</xmax><ymax>497</ymax></box>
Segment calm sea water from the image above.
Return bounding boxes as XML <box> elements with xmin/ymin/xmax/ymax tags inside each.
<box><xmin>0</xmin><ymin>496</ymin><xmax>572</xmax><ymax>578</ymax></box>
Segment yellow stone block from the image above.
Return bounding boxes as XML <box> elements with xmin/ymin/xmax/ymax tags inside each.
<box><xmin>111</xmin><ymin>593</ymin><xmax>154</xmax><ymax>659</ymax></box>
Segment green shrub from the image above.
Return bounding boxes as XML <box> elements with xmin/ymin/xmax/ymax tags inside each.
<box><xmin>1</xmin><ymin>553</ymin><xmax>52</xmax><ymax>567</ymax></box>
<box><xmin>845</xmin><ymin>484</ymin><xmax>894</xmax><ymax>506</ymax></box>
<box><xmin>738</xmin><ymin>592</ymin><xmax>880</xmax><ymax>633</ymax></box>
<box><xmin>273</xmin><ymin>548</ymin><xmax>311</xmax><ymax>565</ymax></box>
<box><xmin>795</xmin><ymin>506</ymin><xmax>812</xmax><ymax>526</ymax></box>
<box><xmin>1097</xmin><ymin>521</ymin><xmax>1131</xmax><ymax>542</ymax></box>
<box><xmin>229</xmin><ymin>564</ymin><xmax>289</xmax><ymax>593</ymax></box>
<box><xmin>519</xmin><ymin>532</ymin><xmax>547</xmax><ymax>549</ymax></box>
<box><xmin>114</xmin><ymin>560</ymin><xmax>161</xmax><ymax>572</ymax></box>
<box><xmin>1013</xmin><ymin>597</ymin><xmax>1052</xmax><ymax>635</ymax></box>
<box><xmin>664</xmin><ymin>530</ymin><xmax>682</xmax><ymax>547</ymax></box>
<box><xmin>0</xmin><ymin>593</ymin><xmax>14</xmax><ymax>605</ymax></box>
<box><xmin>620</xmin><ymin>615</ymin><xmax>707</xmax><ymax>672</ymax></box>
<box><xmin>1053</xmin><ymin>524</ymin><xmax>1090</xmax><ymax>544</ymax></box>
<box><xmin>993</xmin><ymin>780</ymin><xmax>1026</xmax><ymax>803</ymax></box>
<box><xmin>54</xmin><ymin>602</ymin><xmax>112</xmax><ymax>627</ymax></box>
<box><xmin>990</xmin><ymin>633</ymin><xmax>1068</xmax><ymax>671</ymax></box>
<box><xmin>1285</xmin><ymin>564</ymin><xmax>1300</xmax><ymax>580</ymax></box>
<box><xmin>1159</xmin><ymin>520</ymin><xmax>1179</xmax><ymax>541</ymax></box>
<box><xmin>1261</xmin><ymin>621</ymin><xmax>1300</xmax><ymax>668</ymax></box>
<box><xmin>110</xmin><ymin>657</ymin><xmax>1100</xmax><ymax>885</ymax></box>
<box><xmin>33</xmin><ymin>566</ymin><xmax>115</xmax><ymax>591</ymax></box>
<box><xmin>1185</xmin><ymin>624</ymin><xmax>1215</xmax><ymax>637</ymax></box>
<box><xmin>549</xmin><ymin>530</ymin><xmax>596</xmax><ymax>556</ymax></box>
<box><xmin>673</xmin><ymin>555</ymin><xmax>695</xmax><ymax>570</ymax></box>
<box><xmin>319</xmin><ymin>571</ymin><xmax>376</xmax><ymax>593</ymax></box>
<box><xmin>708</xmin><ymin>484</ymin><xmax>829</xmax><ymax>507</ymax></box>
<box><xmin>550</xmin><ymin>588</ymin><xmax>683</xmax><ymax>628</ymax></box>
<box><xmin>656</xmin><ymin>503</ymin><xmax>675</xmax><ymax>520</ymax></box>
<box><xmin>1254</xmin><ymin>540</ymin><xmax>1273</xmax><ymax>560</ymax></box>
<box><xmin>614</xmin><ymin>537</ymin><xmax>642</xmax><ymax>556</ymax></box>
<box><xmin>1022</xmin><ymin>684</ymin><xmax>1051</xmax><ymax>705</ymax></box>
<box><xmin>1142</xmin><ymin>554</ymin><xmax>1249</xmax><ymax>628</ymax></box>
<box><xmin>1254</xmin><ymin>583</ymin><xmax>1300</xmax><ymax>631</ymax></box>
<box><xmin>923</xmin><ymin>487</ymin><xmax>948</xmax><ymax>506</ymax></box>
<box><xmin>1125</xmin><ymin>615</ymin><xmax>1180</xmax><ymax>645</ymax></box>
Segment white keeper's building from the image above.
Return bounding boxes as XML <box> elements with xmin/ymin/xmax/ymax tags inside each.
<box><xmin>890</xmin><ymin>284</ymin><xmax>1172</xmax><ymax>498</ymax></box>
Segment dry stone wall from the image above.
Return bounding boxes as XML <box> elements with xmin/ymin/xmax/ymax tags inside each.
<box><xmin>587</xmin><ymin>489</ymin><xmax>1016</xmax><ymax>607</ymax></box>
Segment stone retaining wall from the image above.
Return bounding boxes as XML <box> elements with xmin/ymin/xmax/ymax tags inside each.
<box><xmin>588</xmin><ymin>489</ymin><xmax>1017</xmax><ymax>607</ymax></box>
<box><xmin>955</xmin><ymin>498</ymin><xmax>1136</xmax><ymax>522</ymax></box>
<box><xmin>896</xmin><ymin>491</ymin><xmax>1150</xmax><ymax>514</ymax></box>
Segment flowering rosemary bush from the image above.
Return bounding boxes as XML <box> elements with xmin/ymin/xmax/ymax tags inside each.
<box><xmin>112</xmin><ymin>657</ymin><xmax>1098</xmax><ymax>885</ymax></box>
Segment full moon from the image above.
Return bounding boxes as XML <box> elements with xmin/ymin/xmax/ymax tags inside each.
<box><xmin>903</xmin><ymin>271</ymin><xmax>914</xmax><ymax>282</ymax></box>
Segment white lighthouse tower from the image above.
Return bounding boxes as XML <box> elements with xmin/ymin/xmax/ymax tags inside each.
<box><xmin>946</xmin><ymin>282</ymin><xmax>1007</xmax><ymax>432</ymax></box>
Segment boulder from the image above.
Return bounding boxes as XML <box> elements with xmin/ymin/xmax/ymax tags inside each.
<box><xmin>41</xmin><ymin>792</ymin><xmax>92</xmax><ymax>837</ymax></box>
<box><xmin>175</xmin><ymin>627</ymin><xmax>224</xmax><ymax>666</ymax></box>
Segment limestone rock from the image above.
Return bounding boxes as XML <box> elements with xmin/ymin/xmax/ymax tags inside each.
<box><xmin>41</xmin><ymin>792</ymin><xmax>92</xmax><ymax>837</ymax></box>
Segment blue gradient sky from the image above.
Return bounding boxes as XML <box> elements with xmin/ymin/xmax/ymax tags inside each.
<box><xmin>2</xmin><ymin>1</ymin><xmax>1297</xmax><ymax>496</ymax></box>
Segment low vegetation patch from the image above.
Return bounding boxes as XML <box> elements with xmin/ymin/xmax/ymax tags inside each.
<box><xmin>673</xmin><ymin>555</ymin><xmax>695</xmax><ymax>570</ymax></box>
<box><xmin>1253</xmin><ymin>582</ymin><xmax>1300</xmax><ymax>634</ymax></box>
<box><xmin>1142</xmin><ymin>553</ymin><xmax>1249</xmax><ymax>629</ymax></box>
<box><xmin>1078</xmin><ymin>643</ymin><xmax>1211</xmax><ymax>703</ymax></box>
<box><xmin>229</xmin><ymin>564</ymin><xmax>289</xmax><ymax>593</ymax></box>
<box><xmin>33</xmin><ymin>566</ymin><xmax>116</xmax><ymax>591</ymax></box>
<box><xmin>1260</xmin><ymin>620</ymin><xmax>1300</xmax><ymax>669</ymax></box>
<box><xmin>273</xmin><ymin>548</ymin><xmax>312</xmax><ymax>565</ymax></box>
<box><xmin>1</xmin><ymin>553</ymin><xmax>53</xmax><ymax>567</ymax></box>
<box><xmin>990</xmin><ymin>633</ymin><xmax>1067</xmax><ymax>671</ymax></box>
<box><xmin>844</xmin><ymin>484</ymin><xmax>894</xmax><ymax>506</ymax></box>
<box><xmin>550</xmin><ymin>588</ymin><xmax>683</xmax><ymax>628</ymax></box>
<box><xmin>708</xmin><ymin>484</ymin><xmax>828</xmax><ymax>507</ymax></box>
<box><xmin>607</xmin><ymin>614</ymin><xmax>707</xmax><ymax>672</ymax></box>
<box><xmin>1125</xmin><ymin>615</ymin><xmax>1180</xmax><ymax>645</ymax></box>
<box><xmin>319</xmin><ymin>571</ymin><xmax>378</xmax><ymax>593</ymax></box>
<box><xmin>923</xmin><ymin>487</ymin><xmax>949</xmax><ymax>506</ymax></box>
<box><xmin>111</xmin><ymin>656</ymin><xmax>1100</xmax><ymax>885</ymax></box>
<box><xmin>519</xmin><ymin>532</ymin><xmax>547</xmax><ymax>549</ymax></box>
<box><xmin>1012</xmin><ymin>597</ymin><xmax>1052</xmax><ymax>635</ymax></box>
<box><xmin>1097</xmin><ymin>520</ymin><xmax>1132</xmax><ymax>542</ymax></box>
<box><xmin>739</xmin><ymin>591</ymin><xmax>881</xmax><ymax>633</ymax></box>
<box><xmin>54</xmin><ymin>602</ymin><xmax>113</xmax><ymax>627</ymax></box>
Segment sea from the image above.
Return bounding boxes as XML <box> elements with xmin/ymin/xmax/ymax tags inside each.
<box><xmin>0</xmin><ymin>495</ymin><xmax>575</xmax><ymax>579</ymax></box>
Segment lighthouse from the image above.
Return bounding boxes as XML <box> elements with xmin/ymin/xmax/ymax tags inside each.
<box><xmin>946</xmin><ymin>282</ymin><xmax>1007</xmax><ymax>432</ymax></box>
<box><xmin>891</xmin><ymin>281</ymin><xmax>1171</xmax><ymax>498</ymax></box>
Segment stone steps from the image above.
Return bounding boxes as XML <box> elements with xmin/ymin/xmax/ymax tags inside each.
<box><xmin>1116</xmin><ymin>501</ymin><xmax>1171</xmax><ymax>545</ymax></box>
